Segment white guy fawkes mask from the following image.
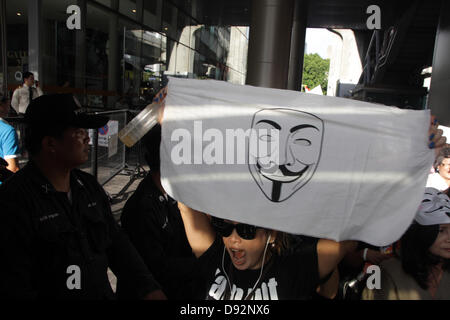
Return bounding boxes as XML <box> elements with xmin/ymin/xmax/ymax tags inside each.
<box><xmin>248</xmin><ymin>108</ymin><xmax>324</xmax><ymax>202</ymax></box>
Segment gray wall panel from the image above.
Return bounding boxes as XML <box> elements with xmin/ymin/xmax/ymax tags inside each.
<box><xmin>429</xmin><ymin>1</ymin><xmax>450</xmax><ymax>125</ymax></box>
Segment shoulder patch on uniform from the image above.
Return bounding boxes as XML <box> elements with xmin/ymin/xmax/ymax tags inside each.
<box><xmin>39</xmin><ymin>213</ymin><xmax>60</xmax><ymax>222</ymax></box>
<box><xmin>87</xmin><ymin>202</ymin><xmax>97</xmax><ymax>208</ymax></box>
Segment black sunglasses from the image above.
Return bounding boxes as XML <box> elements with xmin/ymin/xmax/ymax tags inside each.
<box><xmin>211</xmin><ymin>217</ymin><xmax>259</xmax><ymax>240</ymax></box>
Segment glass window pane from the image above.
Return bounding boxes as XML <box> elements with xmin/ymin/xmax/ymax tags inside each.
<box><xmin>86</xmin><ymin>4</ymin><xmax>111</xmax><ymax>108</ymax></box>
<box><xmin>5</xmin><ymin>0</ymin><xmax>28</xmax><ymax>91</ymax></box>
<box><xmin>42</xmin><ymin>0</ymin><xmax>80</xmax><ymax>93</ymax></box>
<box><xmin>122</xmin><ymin>21</ymin><xmax>143</xmax><ymax>108</ymax></box>
<box><xmin>141</xmin><ymin>30</ymin><xmax>164</xmax><ymax>104</ymax></box>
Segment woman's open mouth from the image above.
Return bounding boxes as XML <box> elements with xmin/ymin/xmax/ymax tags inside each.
<box><xmin>229</xmin><ymin>248</ymin><xmax>246</xmax><ymax>266</ymax></box>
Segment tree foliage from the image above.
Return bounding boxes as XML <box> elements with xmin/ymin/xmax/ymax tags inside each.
<box><xmin>302</xmin><ymin>53</ymin><xmax>330</xmax><ymax>95</ymax></box>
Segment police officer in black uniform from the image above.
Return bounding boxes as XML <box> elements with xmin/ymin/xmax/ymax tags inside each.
<box><xmin>119</xmin><ymin>124</ymin><xmax>203</xmax><ymax>300</ymax></box>
<box><xmin>0</xmin><ymin>94</ymin><xmax>166</xmax><ymax>300</ymax></box>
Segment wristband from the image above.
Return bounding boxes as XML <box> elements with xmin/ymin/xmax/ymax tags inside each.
<box><xmin>363</xmin><ymin>248</ymin><xmax>368</xmax><ymax>261</ymax></box>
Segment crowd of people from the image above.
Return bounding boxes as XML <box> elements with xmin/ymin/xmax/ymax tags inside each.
<box><xmin>0</xmin><ymin>85</ymin><xmax>448</xmax><ymax>300</ymax></box>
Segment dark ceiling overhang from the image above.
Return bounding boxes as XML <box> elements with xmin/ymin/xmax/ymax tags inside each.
<box><xmin>196</xmin><ymin>0</ymin><xmax>401</xmax><ymax>30</ymax></box>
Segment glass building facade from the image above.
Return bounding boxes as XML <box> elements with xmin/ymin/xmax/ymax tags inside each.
<box><xmin>0</xmin><ymin>0</ymin><xmax>249</xmax><ymax>109</ymax></box>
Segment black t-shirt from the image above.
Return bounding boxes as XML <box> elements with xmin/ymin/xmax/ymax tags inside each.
<box><xmin>120</xmin><ymin>175</ymin><xmax>201</xmax><ymax>299</ymax></box>
<box><xmin>198</xmin><ymin>237</ymin><xmax>319</xmax><ymax>300</ymax></box>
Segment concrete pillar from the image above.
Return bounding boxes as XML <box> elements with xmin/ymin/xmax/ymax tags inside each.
<box><xmin>246</xmin><ymin>0</ymin><xmax>295</xmax><ymax>89</ymax></box>
<box><xmin>428</xmin><ymin>1</ymin><xmax>450</xmax><ymax>125</ymax></box>
<box><xmin>287</xmin><ymin>0</ymin><xmax>307</xmax><ymax>91</ymax></box>
<box><xmin>28</xmin><ymin>0</ymin><xmax>42</xmax><ymax>82</ymax></box>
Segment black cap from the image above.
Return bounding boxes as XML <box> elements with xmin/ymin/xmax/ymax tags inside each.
<box><xmin>24</xmin><ymin>94</ymin><xmax>109</xmax><ymax>129</ymax></box>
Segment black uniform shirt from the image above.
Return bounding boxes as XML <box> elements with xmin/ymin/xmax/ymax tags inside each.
<box><xmin>0</xmin><ymin>161</ymin><xmax>160</xmax><ymax>300</ymax></box>
<box><xmin>120</xmin><ymin>174</ymin><xmax>202</xmax><ymax>299</ymax></box>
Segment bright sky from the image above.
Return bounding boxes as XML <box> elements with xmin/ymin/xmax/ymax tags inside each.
<box><xmin>305</xmin><ymin>28</ymin><xmax>336</xmax><ymax>59</ymax></box>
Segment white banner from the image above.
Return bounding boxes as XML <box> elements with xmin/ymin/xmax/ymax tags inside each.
<box><xmin>160</xmin><ymin>77</ymin><xmax>434</xmax><ymax>246</ymax></box>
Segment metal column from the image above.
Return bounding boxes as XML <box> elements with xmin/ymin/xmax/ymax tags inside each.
<box><xmin>246</xmin><ymin>0</ymin><xmax>295</xmax><ymax>89</ymax></box>
<box><xmin>428</xmin><ymin>1</ymin><xmax>450</xmax><ymax>125</ymax></box>
<box><xmin>287</xmin><ymin>0</ymin><xmax>308</xmax><ymax>91</ymax></box>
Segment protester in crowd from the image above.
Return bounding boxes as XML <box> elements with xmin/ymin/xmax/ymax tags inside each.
<box><xmin>178</xmin><ymin>202</ymin><xmax>359</xmax><ymax>300</ymax></box>
<box><xmin>362</xmin><ymin>187</ymin><xmax>450</xmax><ymax>300</ymax></box>
<box><xmin>0</xmin><ymin>94</ymin><xmax>166</xmax><ymax>300</ymax></box>
<box><xmin>149</xmin><ymin>84</ymin><xmax>444</xmax><ymax>300</ymax></box>
<box><xmin>118</xmin><ymin>124</ymin><xmax>203</xmax><ymax>299</ymax></box>
<box><xmin>0</xmin><ymin>93</ymin><xmax>20</xmax><ymax>177</ymax></box>
<box><xmin>426</xmin><ymin>147</ymin><xmax>450</xmax><ymax>192</ymax></box>
<box><xmin>149</xmin><ymin>86</ymin><xmax>342</xmax><ymax>299</ymax></box>
<box><xmin>336</xmin><ymin>118</ymin><xmax>448</xmax><ymax>299</ymax></box>
<box><xmin>11</xmin><ymin>72</ymin><xmax>43</xmax><ymax>115</ymax></box>
<box><xmin>336</xmin><ymin>240</ymin><xmax>398</xmax><ymax>300</ymax></box>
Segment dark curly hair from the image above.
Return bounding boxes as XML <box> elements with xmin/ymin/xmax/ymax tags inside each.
<box><xmin>269</xmin><ymin>231</ymin><xmax>290</xmax><ymax>256</ymax></box>
<box><xmin>400</xmin><ymin>223</ymin><xmax>450</xmax><ymax>290</ymax></box>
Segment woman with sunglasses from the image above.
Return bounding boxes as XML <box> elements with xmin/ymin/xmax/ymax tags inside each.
<box><xmin>178</xmin><ymin>202</ymin><xmax>357</xmax><ymax>300</ymax></box>
<box><xmin>173</xmin><ymin>115</ymin><xmax>447</xmax><ymax>300</ymax></box>
<box><xmin>152</xmin><ymin>86</ymin><xmax>446</xmax><ymax>300</ymax></box>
